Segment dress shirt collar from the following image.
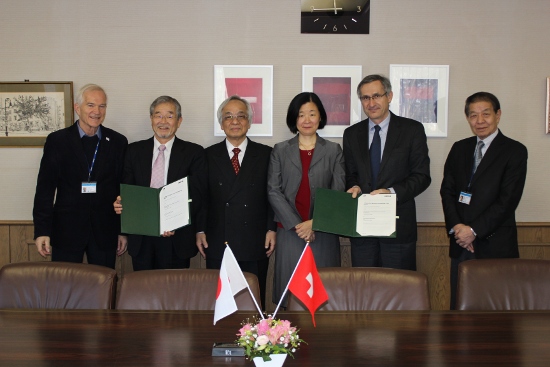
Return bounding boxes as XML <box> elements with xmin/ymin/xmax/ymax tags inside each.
<box><xmin>368</xmin><ymin>114</ymin><xmax>391</xmax><ymax>133</ymax></box>
<box><xmin>225</xmin><ymin>137</ymin><xmax>248</xmax><ymax>164</ymax></box>
<box><xmin>477</xmin><ymin>129</ymin><xmax>499</xmax><ymax>152</ymax></box>
<box><xmin>76</xmin><ymin>120</ymin><xmax>102</xmax><ymax>139</ymax></box>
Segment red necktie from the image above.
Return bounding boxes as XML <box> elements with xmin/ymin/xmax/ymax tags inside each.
<box><xmin>231</xmin><ymin>148</ymin><xmax>241</xmax><ymax>175</ymax></box>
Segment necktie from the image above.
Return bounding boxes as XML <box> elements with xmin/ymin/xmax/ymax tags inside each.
<box><xmin>150</xmin><ymin>145</ymin><xmax>166</xmax><ymax>188</ymax></box>
<box><xmin>370</xmin><ymin>125</ymin><xmax>381</xmax><ymax>189</ymax></box>
<box><xmin>473</xmin><ymin>141</ymin><xmax>485</xmax><ymax>173</ymax></box>
<box><xmin>231</xmin><ymin>148</ymin><xmax>241</xmax><ymax>175</ymax></box>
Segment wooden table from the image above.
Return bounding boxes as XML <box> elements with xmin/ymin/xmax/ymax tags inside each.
<box><xmin>1</xmin><ymin>310</ymin><xmax>550</xmax><ymax>366</ymax></box>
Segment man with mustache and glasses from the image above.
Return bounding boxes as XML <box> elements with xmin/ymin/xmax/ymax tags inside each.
<box><xmin>198</xmin><ymin>95</ymin><xmax>276</xmax><ymax>309</ymax></box>
<box><xmin>33</xmin><ymin>84</ymin><xmax>128</xmax><ymax>268</ymax></box>
<box><xmin>115</xmin><ymin>96</ymin><xmax>207</xmax><ymax>270</ymax></box>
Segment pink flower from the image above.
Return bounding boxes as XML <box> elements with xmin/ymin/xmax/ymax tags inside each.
<box><xmin>237</xmin><ymin>323</ymin><xmax>252</xmax><ymax>336</ymax></box>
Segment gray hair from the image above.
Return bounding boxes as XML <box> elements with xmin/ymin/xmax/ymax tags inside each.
<box><xmin>149</xmin><ymin>96</ymin><xmax>182</xmax><ymax>119</ymax></box>
<box><xmin>216</xmin><ymin>95</ymin><xmax>253</xmax><ymax>125</ymax></box>
<box><xmin>356</xmin><ymin>74</ymin><xmax>392</xmax><ymax>98</ymax></box>
<box><xmin>75</xmin><ymin>84</ymin><xmax>107</xmax><ymax>105</ymax></box>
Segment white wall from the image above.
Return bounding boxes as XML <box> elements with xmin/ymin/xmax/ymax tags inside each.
<box><xmin>0</xmin><ymin>0</ymin><xmax>548</xmax><ymax>221</ymax></box>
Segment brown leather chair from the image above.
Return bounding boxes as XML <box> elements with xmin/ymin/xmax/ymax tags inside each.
<box><xmin>116</xmin><ymin>269</ymin><xmax>261</xmax><ymax>310</ymax></box>
<box><xmin>287</xmin><ymin>267</ymin><xmax>430</xmax><ymax>311</ymax></box>
<box><xmin>0</xmin><ymin>261</ymin><xmax>117</xmax><ymax>309</ymax></box>
<box><xmin>456</xmin><ymin>259</ymin><xmax>550</xmax><ymax>310</ymax></box>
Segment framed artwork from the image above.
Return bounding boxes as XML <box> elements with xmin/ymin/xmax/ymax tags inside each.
<box><xmin>302</xmin><ymin>65</ymin><xmax>362</xmax><ymax>137</ymax></box>
<box><xmin>389</xmin><ymin>65</ymin><xmax>449</xmax><ymax>137</ymax></box>
<box><xmin>214</xmin><ymin>65</ymin><xmax>273</xmax><ymax>137</ymax></box>
<box><xmin>0</xmin><ymin>81</ymin><xmax>73</xmax><ymax>147</ymax></box>
<box><xmin>546</xmin><ymin>77</ymin><xmax>550</xmax><ymax>134</ymax></box>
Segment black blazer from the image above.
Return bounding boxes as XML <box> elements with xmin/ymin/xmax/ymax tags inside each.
<box><xmin>122</xmin><ymin>136</ymin><xmax>207</xmax><ymax>260</ymax></box>
<box><xmin>205</xmin><ymin>139</ymin><xmax>276</xmax><ymax>261</ymax></box>
<box><xmin>343</xmin><ymin>112</ymin><xmax>431</xmax><ymax>243</ymax></box>
<box><xmin>33</xmin><ymin>122</ymin><xmax>128</xmax><ymax>250</ymax></box>
<box><xmin>440</xmin><ymin>130</ymin><xmax>528</xmax><ymax>259</ymax></box>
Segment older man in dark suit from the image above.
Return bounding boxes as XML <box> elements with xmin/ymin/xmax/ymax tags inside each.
<box><xmin>343</xmin><ymin>74</ymin><xmax>431</xmax><ymax>270</ymax></box>
<box><xmin>33</xmin><ymin>84</ymin><xmax>128</xmax><ymax>268</ymax></box>
<box><xmin>441</xmin><ymin>91</ymin><xmax>528</xmax><ymax>309</ymax></box>
<box><xmin>197</xmin><ymin>95</ymin><xmax>276</xmax><ymax>308</ymax></box>
<box><xmin>115</xmin><ymin>96</ymin><xmax>207</xmax><ymax>270</ymax></box>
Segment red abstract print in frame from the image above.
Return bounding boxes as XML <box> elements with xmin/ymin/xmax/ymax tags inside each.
<box><xmin>225</xmin><ymin>78</ymin><xmax>263</xmax><ymax>125</ymax></box>
<box><xmin>313</xmin><ymin>77</ymin><xmax>351</xmax><ymax>126</ymax></box>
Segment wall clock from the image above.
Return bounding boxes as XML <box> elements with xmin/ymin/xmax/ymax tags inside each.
<box><xmin>301</xmin><ymin>0</ymin><xmax>370</xmax><ymax>34</ymax></box>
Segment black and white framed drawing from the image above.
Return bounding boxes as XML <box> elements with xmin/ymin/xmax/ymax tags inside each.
<box><xmin>0</xmin><ymin>81</ymin><xmax>73</xmax><ymax>147</ymax></box>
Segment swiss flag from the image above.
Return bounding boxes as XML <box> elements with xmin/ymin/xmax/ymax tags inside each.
<box><xmin>213</xmin><ymin>247</ymin><xmax>248</xmax><ymax>325</ymax></box>
<box><xmin>288</xmin><ymin>245</ymin><xmax>328</xmax><ymax>326</ymax></box>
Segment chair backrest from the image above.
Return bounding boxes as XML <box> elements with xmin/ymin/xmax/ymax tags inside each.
<box><xmin>456</xmin><ymin>259</ymin><xmax>550</xmax><ymax>310</ymax></box>
<box><xmin>116</xmin><ymin>269</ymin><xmax>261</xmax><ymax>310</ymax></box>
<box><xmin>0</xmin><ymin>261</ymin><xmax>117</xmax><ymax>309</ymax></box>
<box><xmin>287</xmin><ymin>267</ymin><xmax>430</xmax><ymax>311</ymax></box>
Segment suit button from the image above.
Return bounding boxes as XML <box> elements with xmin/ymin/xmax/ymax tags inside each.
<box><xmin>219</xmin><ymin>182</ymin><xmax>222</xmax><ymax>186</ymax></box>
<box><xmin>226</xmin><ymin>203</ymin><xmax>229</xmax><ymax>207</ymax></box>
<box><xmin>244</xmin><ymin>204</ymin><xmax>248</xmax><ymax>207</ymax></box>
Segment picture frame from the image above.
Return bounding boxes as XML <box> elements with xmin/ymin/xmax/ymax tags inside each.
<box><xmin>0</xmin><ymin>81</ymin><xmax>73</xmax><ymax>147</ymax></box>
<box><xmin>214</xmin><ymin>65</ymin><xmax>273</xmax><ymax>137</ymax></box>
<box><xmin>302</xmin><ymin>65</ymin><xmax>362</xmax><ymax>137</ymax></box>
<box><xmin>389</xmin><ymin>65</ymin><xmax>449</xmax><ymax>137</ymax></box>
<box><xmin>546</xmin><ymin>77</ymin><xmax>550</xmax><ymax>134</ymax></box>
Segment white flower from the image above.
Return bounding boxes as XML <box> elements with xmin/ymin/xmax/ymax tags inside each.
<box><xmin>280</xmin><ymin>337</ymin><xmax>284</xmax><ymax>342</ymax></box>
<box><xmin>256</xmin><ymin>335</ymin><xmax>269</xmax><ymax>346</ymax></box>
<box><xmin>292</xmin><ymin>348</ymin><xmax>296</xmax><ymax>353</ymax></box>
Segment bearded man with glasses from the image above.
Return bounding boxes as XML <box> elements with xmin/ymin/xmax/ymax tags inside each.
<box><xmin>343</xmin><ymin>74</ymin><xmax>431</xmax><ymax>270</ymax></box>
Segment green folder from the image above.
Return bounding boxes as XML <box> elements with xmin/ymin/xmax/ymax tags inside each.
<box><xmin>120</xmin><ymin>178</ymin><xmax>191</xmax><ymax>237</ymax></box>
<box><xmin>312</xmin><ymin>188</ymin><xmax>396</xmax><ymax>238</ymax></box>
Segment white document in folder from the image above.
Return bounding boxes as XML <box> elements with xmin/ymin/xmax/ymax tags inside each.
<box><xmin>356</xmin><ymin>193</ymin><xmax>396</xmax><ymax>237</ymax></box>
<box><xmin>159</xmin><ymin>177</ymin><xmax>190</xmax><ymax>234</ymax></box>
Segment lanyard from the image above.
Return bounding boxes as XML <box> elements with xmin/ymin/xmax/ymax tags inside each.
<box><xmin>87</xmin><ymin>139</ymin><xmax>100</xmax><ymax>182</ymax></box>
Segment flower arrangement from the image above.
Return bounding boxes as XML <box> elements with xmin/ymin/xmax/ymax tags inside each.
<box><xmin>236</xmin><ymin>316</ymin><xmax>305</xmax><ymax>362</ymax></box>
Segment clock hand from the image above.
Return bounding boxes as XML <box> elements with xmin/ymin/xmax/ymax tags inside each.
<box><xmin>310</xmin><ymin>0</ymin><xmax>342</xmax><ymax>14</ymax></box>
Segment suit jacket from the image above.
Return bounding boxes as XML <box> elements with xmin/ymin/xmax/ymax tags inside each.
<box><xmin>268</xmin><ymin>134</ymin><xmax>345</xmax><ymax>230</ymax></box>
<box><xmin>343</xmin><ymin>112</ymin><xmax>431</xmax><ymax>243</ymax></box>
<box><xmin>33</xmin><ymin>122</ymin><xmax>128</xmax><ymax>250</ymax></box>
<box><xmin>205</xmin><ymin>138</ymin><xmax>276</xmax><ymax>261</ymax></box>
<box><xmin>122</xmin><ymin>136</ymin><xmax>207</xmax><ymax>260</ymax></box>
<box><xmin>440</xmin><ymin>130</ymin><xmax>528</xmax><ymax>259</ymax></box>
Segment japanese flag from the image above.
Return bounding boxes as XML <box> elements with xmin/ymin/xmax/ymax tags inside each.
<box><xmin>213</xmin><ymin>247</ymin><xmax>248</xmax><ymax>325</ymax></box>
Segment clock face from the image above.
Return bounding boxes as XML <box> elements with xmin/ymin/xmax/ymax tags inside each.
<box><xmin>301</xmin><ymin>0</ymin><xmax>370</xmax><ymax>34</ymax></box>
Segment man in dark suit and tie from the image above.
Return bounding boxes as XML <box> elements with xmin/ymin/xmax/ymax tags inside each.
<box><xmin>115</xmin><ymin>96</ymin><xmax>207</xmax><ymax>270</ymax></box>
<box><xmin>33</xmin><ymin>84</ymin><xmax>128</xmax><ymax>268</ymax></box>
<box><xmin>441</xmin><ymin>92</ymin><xmax>528</xmax><ymax>309</ymax></box>
<box><xmin>343</xmin><ymin>74</ymin><xmax>431</xmax><ymax>270</ymax></box>
<box><xmin>197</xmin><ymin>95</ymin><xmax>276</xmax><ymax>308</ymax></box>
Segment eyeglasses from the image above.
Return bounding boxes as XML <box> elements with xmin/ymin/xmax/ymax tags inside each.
<box><xmin>359</xmin><ymin>92</ymin><xmax>387</xmax><ymax>102</ymax></box>
<box><xmin>223</xmin><ymin>114</ymin><xmax>248</xmax><ymax>123</ymax></box>
<box><xmin>153</xmin><ymin>114</ymin><xmax>176</xmax><ymax>122</ymax></box>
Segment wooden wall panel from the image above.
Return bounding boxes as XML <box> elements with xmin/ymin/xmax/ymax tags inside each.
<box><xmin>2</xmin><ymin>222</ymin><xmax>549</xmax><ymax>311</ymax></box>
<box><xmin>0</xmin><ymin>225</ymin><xmax>9</xmax><ymax>267</ymax></box>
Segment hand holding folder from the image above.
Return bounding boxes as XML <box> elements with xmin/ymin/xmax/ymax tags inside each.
<box><xmin>312</xmin><ymin>188</ymin><xmax>396</xmax><ymax>238</ymax></box>
<box><xmin>120</xmin><ymin>177</ymin><xmax>191</xmax><ymax>236</ymax></box>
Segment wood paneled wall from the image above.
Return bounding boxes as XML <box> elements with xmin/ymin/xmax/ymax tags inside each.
<box><xmin>2</xmin><ymin>221</ymin><xmax>549</xmax><ymax>311</ymax></box>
